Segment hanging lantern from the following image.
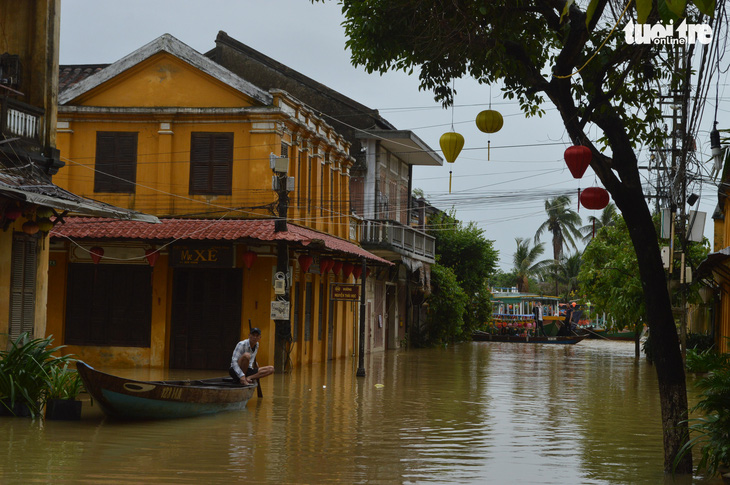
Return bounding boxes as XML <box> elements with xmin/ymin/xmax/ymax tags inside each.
<box><xmin>36</xmin><ymin>218</ymin><xmax>54</xmax><ymax>233</ymax></box>
<box><xmin>580</xmin><ymin>187</ymin><xmax>610</xmax><ymax>210</ymax></box>
<box><xmin>352</xmin><ymin>265</ymin><xmax>363</xmax><ymax>280</ymax></box>
<box><xmin>439</xmin><ymin>131</ymin><xmax>464</xmax><ymax>194</ymax></box>
<box><xmin>90</xmin><ymin>246</ymin><xmax>104</xmax><ymax>264</ymax></box>
<box><xmin>242</xmin><ymin>250</ymin><xmax>257</xmax><ymax>270</ymax></box>
<box><xmin>22</xmin><ymin>221</ymin><xmax>39</xmax><ymax>235</ymax></box>
<box><xmin>564</xmin><ymin>145</ymin><xmax>592</xmax><ymax>179</ymax></box>
<box><xmin>298</xmin><ymin>254</ymin><xmax>313</xmax><ymax>273</ymax></box>
<box><xmin>145</xmin><ymin>248</ymin><xmax>160</xmax><ymax>267</ymax></box>
<box><xmin>36</xmin><ymin>207</ymin><xmax>54</xmax><ymax>219</ymax></box>
<box><xmin>342</xmin><ymin>262</ymin><xmax>354</xmax><ymax>279</ymax></box>
<box><xmin>476</xmin><ymin>110</ymin><xmax>504</xmax><ymax>134</ymax></box>
<box><xmin>332</xmin><ymin>260</ymin><xmax>343</xmax><ymax>276</ymax></box>
<box><xmin>320</xmin><ymin>257</ymin><xmax>333</xmax><ymax>274</ymax></box>
<box><xmin>4</xmin><ymin>205</ymin><xmax>21</xmax><ymax>221</ymax></box>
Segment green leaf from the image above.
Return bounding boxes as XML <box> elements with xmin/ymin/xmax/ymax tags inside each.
<box><xmin>585</xmin><ymin>0</ymin><xmax>601</xmax><ymax>28</ymax></box>
<box><xmin>658</xmin><ymin>0</ymin><xmax>681</xmax><ymax>23</ymax></box>
<box><xmin>663</xmin><ymin>0</ymin><xmax>688</xmax><ymax>17</ymax></box>
<box><xmin>691</xmin><ymin>0</ymin><xmax>716</xmax><ymax>16</ymax></box>
<box><xmin>636</xmin><ymin>0</ymin><xmax>653</xmax><ymax>23</ymax></box>
<box><xmin>560</xmin><ymin>0</ymin><xmax>574</xmax><ymax>23</ymax></box>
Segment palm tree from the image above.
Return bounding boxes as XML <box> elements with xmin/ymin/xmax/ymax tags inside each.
<box><xmin>556</xmin><ymin>251</ymin><xmax>582</xmax><ymax>298</ymax></box>
<box><xmin>534</xmin><ymin>195</ymin><xmax>583</xmax><ymax>260</ymax></box>
<box><xmin>581</xmin><ymin>202</ymin><xmax>618</xmax><ymax>243</ymax></box>
<box><xmin>513</xmin><ymin>238</ymin><xmax>552</xmax><ymax>293</ymax></box>
<box><xmin>535</xmin><ymin>195</ymin><xmax>582</xmax><ymax>295</ymax></box>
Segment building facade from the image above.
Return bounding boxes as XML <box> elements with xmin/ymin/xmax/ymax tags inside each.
<box><xmin>0</xmin><ymin>0</ymin><xmax>155</xmax><ymax>350</ymax></box>
<box><xmin>49</xmin><ymin>34</ymin><xmax>388</xmax><ymax>371</ymax></box>
<box><xmin>208</xmin><ymin>32</ymin><xmax>441</xmax><ymax>352</ymax></box>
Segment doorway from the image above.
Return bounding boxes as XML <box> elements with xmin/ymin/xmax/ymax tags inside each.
<box><xmin>170</xmin><ymin>268</ymin><xmax>242</xmax><ymax>369</ymax></box>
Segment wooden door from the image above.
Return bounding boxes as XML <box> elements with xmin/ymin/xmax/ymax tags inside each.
<box><xmin>170</xmin><ymin>268</ymin><xmax>242</xmax><ymax>370</ymax></box>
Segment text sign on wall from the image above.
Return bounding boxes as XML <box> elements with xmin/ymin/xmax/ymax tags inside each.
<box><xmin>170</xmin><ymin>244</ymin><xmax>234</xmax><ymax>268</ymax></box>
<box><xmin>331</xmin><ymin>283</ymin><xmax>360</xmax><ymax>301</ymax></box>
<box><xmin>271</xmin><ymin>301</ymin><xmax>290</xmax><ymax>320</ymax></box>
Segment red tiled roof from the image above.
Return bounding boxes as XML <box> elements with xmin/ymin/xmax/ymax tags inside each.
<box><xmin>50</xmin><ymin>217</ymin><xmax>391</xmax><ymax>265</ymax></box>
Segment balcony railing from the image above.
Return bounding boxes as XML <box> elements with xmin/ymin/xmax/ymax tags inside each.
<box><xmin>361</xmin><ymin>219</ymin><xmax>435</xmax><ymax>262</ymax></box>
<box><xmin>1</xmin><ymin>97</ymin><xmax>43</xmax><ymax>143</ymax></box>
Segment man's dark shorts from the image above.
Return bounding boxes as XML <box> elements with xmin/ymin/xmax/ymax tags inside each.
<box><xmin>228</xmin><ymin>366</ymin><xmax>258</xmax><ymax>383</ymax></box>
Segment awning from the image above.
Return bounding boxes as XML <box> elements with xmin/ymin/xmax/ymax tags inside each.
<box><xmin>696</xmin><ymin>247</ymin><xmax>730</xmax><ymax>283</ymax></box>
<box><xmin>50</xmin><ymin>217</ymin><xmax>392</xmax><ymax>265</ymax></box>
<box><xmin>0</xmin><ymin>173</ymin><xmax>159</xmax><ymax>223</ymax></box>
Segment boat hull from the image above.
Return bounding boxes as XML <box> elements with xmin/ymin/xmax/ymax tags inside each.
<box><xmin>76</xmin><ymin>361</ymin><xmax>256</xmax><ymax>420</ymax></box>
<box><xmin>473</xmin><ymin>332</ymin><xmax>587</xmax><ymax>344</ymax></box>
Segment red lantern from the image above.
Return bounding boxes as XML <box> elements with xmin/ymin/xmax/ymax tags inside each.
<box><xmin>332</xmin><ymin>260</ymin><xmax>343</xmax><ymax>275</ymax></box>
<box><xmin>4</xmin><ymin>206</ymin><xmax>21</xmax><ymax>221</ymax></box>
<box><xmin>242</xmin><ymin>250</ymin><xmax>257</xmax><ymax>270</ymax></box>
<box><xmin>352</xmin><ymin>265</ymin><xmax>363</xmax><ymax>280</ymax></box>
<box><xmin>145</xmin><ymin>248</ymin><xmax>160</xmax><ymax>267</ymax></box>
<box><xmin>580</xmin><ymin>187</ymin><xmax>610</xmax><ymax>210</ymax></box>
<box><xmin>342</xmin><ymin>262</ymin><xmax>354</xmax><ymax>279</ymax></box>
<box><xmin>320</xmin><ymin>257</ymin><xmax>333</xmax><ymax>274</ymax></box>
<box><xmin>299</xmin><ymin>254</ymin><xmax>313</xmax><ymax>273</ymax></box>
<box><xmin>564</xmin><ymin>145</ymin><xmax>592</xmax><ymax>179</ymax></box>
<box><xmin>90</xmin><ymin>246</ymin><xmax>104</xmax><ymax>264</ymax></box>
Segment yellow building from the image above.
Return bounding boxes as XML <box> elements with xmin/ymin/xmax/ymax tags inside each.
<box><xmin>49</xmin><ymin>34</ymin><xmax>388</xmax><ymax>371</ymax></box>
<box><xmin>0</xmin><ymin>0</ymin><xmax>154</xmax><ymax>350</ymax></box>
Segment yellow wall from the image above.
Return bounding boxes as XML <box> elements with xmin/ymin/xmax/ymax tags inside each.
<box><xmin>50</xmin><ymin>44</ymin><xmax>358</xmax><ymax>370</ymax></box>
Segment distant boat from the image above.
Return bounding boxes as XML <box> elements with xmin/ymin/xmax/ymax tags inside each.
<box><xmin>472</xmin><ymin>330</ymin><xmax>587</xmax><ymax>345</ymax></box>
<box><xmin>76</xmin><ymin>361</ymin><xmax>256</xmax><ymax>420</ymax></box>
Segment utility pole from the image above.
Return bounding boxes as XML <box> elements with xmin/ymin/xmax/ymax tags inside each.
<box><xmin>272</xmin><ymin>152</ymin><xmax>293</xmax><ymax>372</ymax></box>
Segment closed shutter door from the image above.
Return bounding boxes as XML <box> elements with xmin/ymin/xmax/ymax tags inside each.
<box><xmin>9</xmin><ymin>233</ymin><xmax>37</xmax><ymax>340</ymax></box>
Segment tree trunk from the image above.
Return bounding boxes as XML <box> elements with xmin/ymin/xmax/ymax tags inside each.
<box><xmin>616</xmin><ymin>190</ymin><xmax>692</xmax><ymax>473</ymax></box>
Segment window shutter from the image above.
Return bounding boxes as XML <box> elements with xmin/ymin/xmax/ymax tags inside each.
<box><xmin>94</xmin><ymin>132</ymin><xmax>137</xmax><ymax>193</ymax></box>
<box><xmin>9</xmin><ymin>234</ymin><xmax>37</xmax><ymax>340</ymax></box>
<box><xmin>190</xmin><ymin>133</ymin><xmax>232</xmax><ymax>195</ymax></box>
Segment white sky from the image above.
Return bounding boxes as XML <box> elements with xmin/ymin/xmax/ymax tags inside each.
<box><xmin>59</xmin><ymin>0</ymin><xmax>729</xmax><ymax>271</ymax></box>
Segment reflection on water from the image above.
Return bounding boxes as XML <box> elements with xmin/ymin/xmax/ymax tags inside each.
<box><xmin>0</xmin><ymin>341</ymin><xmax>723</xmax><ymax>484</ymax></box>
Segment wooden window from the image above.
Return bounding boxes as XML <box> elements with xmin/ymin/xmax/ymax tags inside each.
<box><xmin>65</xmin><ymin>263</ymin><xmax>152</xmax><ymax>347</ymax></box>
<box><xmin>94</xmin><ymin>131</ymin><xmax>137</xmax><ymax>193</ymax></box>
<box><xmin>9</xmin><ymin>233</ymin><xmax>37</xmax><ymax>341</ymax></box>
<box><xmin>189</xmin><ymin>132</ymin><xmax>233</xmax><ymax>195</ymax></box>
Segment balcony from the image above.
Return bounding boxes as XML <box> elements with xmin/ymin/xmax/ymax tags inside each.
<box><xmin>1</xmin><ymin>96</ymin><xmax>43</xmax><ymax>144</ymax></box>
<box><xmin>360</xmin><ymin>219</ymin><xmax>435</xmax><ymax>263</ymax></box>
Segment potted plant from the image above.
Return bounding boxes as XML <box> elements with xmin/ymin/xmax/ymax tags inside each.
<box><xmin>44</xmin><ymin>362</ymin><xmax>84</xmax><ymax>421</ymax></box>
<box><xmin>0</xmin><ymin>333</ymin><xmax>73</xmax><ymax>418</ymax></box>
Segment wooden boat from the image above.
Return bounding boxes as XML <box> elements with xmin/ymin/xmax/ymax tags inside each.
<box><xmin>76</xmin><ymin>361</ymin><xmax>256</xmax><ymax>420</ymax></box>
<box><xmin>472</xmin><ymin>331</ymin><xmax>587</xmax><ymax>345</ymax></box>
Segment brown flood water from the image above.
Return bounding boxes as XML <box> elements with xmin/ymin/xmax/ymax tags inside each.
<box><xmin>0</xmin><ymin>340</ymin><xmax>723</xmax><ymax>484</ymax></box>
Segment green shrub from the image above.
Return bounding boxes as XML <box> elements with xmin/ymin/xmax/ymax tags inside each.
<box><xmin>46</xmin><ymin>362</ymin><xmax>83</xmax><ymax>401</ymax></box>
<box><xmin>0</xmin><ymin>333</ymin><xmax>74</xmax><ymax>418</ymax></box>
<box><xmin>686</xmin><ymin>348</ymin><xmax>729</xmax><ymax>374</ymax></box>
<box><xmin>675</xmin><ymin>360</ymin><xmax>730</xmax><ymax>476</ymax></box>
<box><xmin>687</xmin><ymin>333</ymin><xmax>715</xmax><ymax>352</ymax></box>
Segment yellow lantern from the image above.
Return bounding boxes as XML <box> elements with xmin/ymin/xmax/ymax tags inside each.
<box><xmin>439</xmin><ymin>131</ymin><xmax>464</xmax><ymax>193</ymax></box>
<box><xmin>475</xmin><ymin>109</ymin><xmax>503</xmax><ymax>161</ymax></box>
<box><xmin>476</xmin><ymin>110</ymin><xmax>504</xmax><ymax>133</ymax></box>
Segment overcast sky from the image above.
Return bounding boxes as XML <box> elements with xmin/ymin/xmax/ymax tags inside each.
<box><xmin>59</xmin><ymin>1</ymin><xmax>729</xmax><ymax>271</ymax></box>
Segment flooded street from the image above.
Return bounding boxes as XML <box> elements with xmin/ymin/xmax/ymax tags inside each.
<box><xmin>0</xmin><ymin>340</ymin><xmax>722</xmax><ymax>484</ymax></box>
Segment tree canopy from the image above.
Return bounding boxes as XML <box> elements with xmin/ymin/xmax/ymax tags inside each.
<box><xmin>322</xmin><ymin>0</ymin><xmax>723</xmax><ymax>471</ymax></box>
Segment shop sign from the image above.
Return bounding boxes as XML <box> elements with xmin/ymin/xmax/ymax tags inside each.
<box><xmin>331</xmin><ymin>283</ymin><xmax>360</xmax><ymax>301</ymax></box>
<box><xmin>170</xmin><ymin>244</ymin><xmax>234</xmax><ymax>268</ymax></box>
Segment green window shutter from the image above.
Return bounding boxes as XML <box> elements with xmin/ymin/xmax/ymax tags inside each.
<box><xmin>9</xmin><ymin>233</ymin><xmax>37</xmax><ymax>340</ymax></box>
